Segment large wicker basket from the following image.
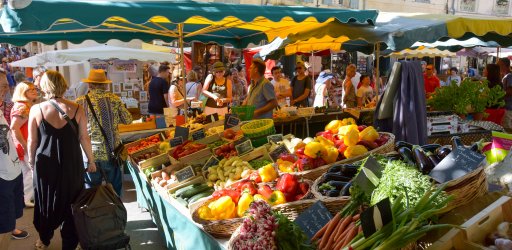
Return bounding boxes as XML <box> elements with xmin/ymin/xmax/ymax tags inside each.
<box><xmin>280</xmin><ymin>132</ymin><xmax>395</xmax><ymax>181</ymax></box>
<box><xmin>441</xmin><ymin>166</ymin><xmax>487</xmax><ymax>212</ymax></box>
<box><xmin>191</xmin><ymin>180</ymin><xmax>314</xmax><ymax>238</ymax></box>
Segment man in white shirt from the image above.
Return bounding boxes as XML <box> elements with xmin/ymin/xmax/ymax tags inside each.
<box><xmin>270</xmin><ymin>66</ymin><xmax>292</xmax><ymax>107</ymax></box>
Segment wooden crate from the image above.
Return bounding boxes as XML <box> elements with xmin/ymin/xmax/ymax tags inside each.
<box><xmin>167</xmin><ymin>175</ymin><xmax>206</xmax><ymax>195</ymax></box>
<box><xmin>240</xmin><ymin>145</ymin><xmax>272</xmax><ymax>162</ymax></box>
<box><xmin>126</xmin><ymin>132</ymin><xmax>165</xmax><ymax>155</ymax></box>
<box><xmin>169</xmin><ymin>147</ymin><xmax>212</xmax><ymax>164</ymax></box>
<box><xmin>429</xmin><ymin>196</ymin><xmax>512</xmax><ymax>249</ymax></box>
<box><xmin>118</xmin><ymin>120</ymin><xmax>156</xmax><ymax>133</ymax></box>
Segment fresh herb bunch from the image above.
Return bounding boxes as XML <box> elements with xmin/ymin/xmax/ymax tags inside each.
<box><xmin>370</xmin><ymin>160</ymin><xmax>449</xmax><ymax>209</ymax></box>
<box><xmin>274</xmin><ymin>212</ymin><xmax>314</xmax><ymax>250</ymax></box>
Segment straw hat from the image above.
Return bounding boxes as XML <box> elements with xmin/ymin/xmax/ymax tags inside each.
<box><xmin>81</xmin><ymin>69</ymin><xmax>112</xmax><ymax>84</ymax></box>
<box><xmin>212</xmin><ymin>61</ymin><xmax>225</xmax><ymax>71</ymax></box>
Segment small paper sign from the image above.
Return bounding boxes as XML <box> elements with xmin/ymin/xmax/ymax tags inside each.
<box><xmin>224</xmin><ymin>114</ymin><xmax>240</xmax><ymax>129</ymax></box>
<box><xmin>294</xmin><ymin>201</ymin><xmax>333</xmax><ymax>240</ymax></box>
<box><xmin>191</xmin><ymin>129</ymin><xmax>206</xmax><ymax>141</ymax></box>
<box><xmin>175</xmin><ymin>165</ymin><xmax>195</xmax><ymax>182</ymax></box>
<box><xmin>269</xmin><ymin>144</ymin><xmax>290</xmax><ymax>162</ymax></box>
<box><xmin>429</xmin><ymin>146</ymin><xmax>486</xmax><ymax>184</ymax></box>
<box><xmin>205</xmin><ymin>113</ymin><xmax>219</xmax><ymax>124</ymax></box>
<box><xmin>235</xmin><ymin>139</ymin><xmax>253</xmax><ymax>156</ymax></box>
<box><xmin>267</xmin><ymin>134</ymin><xmax>284</xmax><ymax>144</ymax></box>
<box><xmin>361</xmin><ymin>198</ymin><xmax>393</xmax><ymax>238</ymax></box>
<box><xmin>174</xmin><ymin>126</ymin><xmax>190</xmax><ymax>141</ymax></box>
<box><xmin>202</xmin><ymin>155</ymin><xmax>220</xmax><ymax>172</ymax></box>
<box><xmin>352</xmin><ymin>156</ymin><xmax>383</xmax><ymax>197</ymax></box>
<box><xmin>169</xmin><ymin>137</ymin><xmax>184</xmax><ymax>147</ymax></box>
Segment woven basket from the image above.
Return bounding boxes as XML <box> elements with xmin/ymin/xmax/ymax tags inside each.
<box><xmin>191</xmin><ymin>180</ymin><xmax>314</xmax><ymax>238</ymax></box>
<box><xmin>311</xmin><ymin>175</ymin><xmax>352</xmax><ymax>214</ymax></box>
<box><xmin>280</xmin><ymin>132</ymin><xmax>395</xmax><ymax>181</ymax></box>
<box><xmin>441</xmin><ymin>166</ymin><xmax>487</xmax><ymax>212</ymax></box>
<box><xmin>241</xmin><ymin>119</ymin><xmax>274</xmax><ymax>138</ymax></box>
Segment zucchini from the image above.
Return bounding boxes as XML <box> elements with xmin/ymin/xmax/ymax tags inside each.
<box><xmin>188</xmin><ymin>190</ymin><xmax>214</xmax><ymax>204</ymax></box>
<box><xmin>173</xmin><ymin>183</ymin><xmax>202</xmax><ymax>197</ymax></box>
<box><xmin>180</xmin><ymin>184</ymin><xmax>211</xmax><ymax>199</ymax></box>
<box><xmin>175</xmin><ymin>197</ymin><xmax>188</xmax><ymax>207</ymax></box>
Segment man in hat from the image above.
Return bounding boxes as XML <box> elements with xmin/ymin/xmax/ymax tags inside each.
<box><xmin>243</xmin><ymin>59</ymin><xmax>277</xmax><ymax>119</ymax></box>
<box><xmin>76</xmin><ymin>69</ymin><xmax>132</xmax><ymax>196</ymax></box>
<box><xmin>148</xmin><ymin>64</ymin><xmax>171</xmax><ymax>115</ymax></box>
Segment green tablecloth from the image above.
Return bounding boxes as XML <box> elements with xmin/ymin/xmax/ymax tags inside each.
<box><xmin>127</xmin><ymin>162</ymin><xmax>225</xmax><ymax>250</ymax></box>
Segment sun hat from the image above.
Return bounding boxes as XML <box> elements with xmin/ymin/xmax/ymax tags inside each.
<box><xmin>296</xmin><ymin>61</ymin><xmax>306</xmax><ymax>70</ymax></box>
<box><xmin>81</xmin><ymin>69</ymin><xmax>112</xmax><ymax>84</ymax></box>
<box><xmin>212</xmin><ymin>62</ymin><xmax>225</xmax><ymax>71</ymax></box>
<box><xmin>316</xmin><ymin>71</ymin><xmax>334</xmax><ymax>84</ymax></box>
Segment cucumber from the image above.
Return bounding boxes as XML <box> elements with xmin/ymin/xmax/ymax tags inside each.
<box><xmin>187</xmin><ymin>190</ymin><xmax>214</xmax><ymax>204</ymax></box>
<box><xmin>173</xmin><ymin>183</ymin><xmax>202</xmax><ymax>197</ymax></box>
<box><xmin>179</xmin><ymin>184</ymin><xmax>211</xmax><ymax>199</ymax></box>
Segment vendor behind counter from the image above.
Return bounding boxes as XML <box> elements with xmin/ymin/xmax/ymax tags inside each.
<box><xmin>244</xmin><ymin>58</ymin><xmax>277</xmax><ymax>119</ymax></box>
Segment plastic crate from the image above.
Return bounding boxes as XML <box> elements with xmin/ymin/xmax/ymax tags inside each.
<box><xmin>231</xmin><ymin>105</ymin><xmax>255</xmax><ymax>121</ymax></box>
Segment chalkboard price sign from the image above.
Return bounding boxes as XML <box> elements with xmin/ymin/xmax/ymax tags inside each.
<box><xmin>175</xmin><ymin>165</ymin><xmax>195</xmax><ymax>182</ymax></box>
<box><xmin>174</xmin><ymin>126</ymin><xmax>190</xmax><ymax>141</ymax></box>
<box><xmin>269</xmin><ymin>145</ymin><xmax>290</xmax><ymax>162</ymax></box>
<box><xmin>169</xmin><ymin>137</ymin><xmax>184</xmax><ymax>147</ymax></box>
<box><xmin>267</xmin><ymin>134</ymin><xmax>284</xmax><ymax>144</ymax></box>
<box><xmin>224</xmin><ymin>114</ymin><xmax>240</xmax><ymax>129</ymax></box>
<box><xmin>294</xmin><ymin>201</ymin><xmax>333</xmax><ymax>240</ymax></box>
<box><xmin>191</xmin><ymin>129</ymin><xmax>206</xmax><ymax>141</ymax></box>
<box><xmin>235</xmin><ymin>139</ymin><xmax>253</xmax><ymax>156</ymax></box>
<box><xmin>429</xmin><ymin>146</ymin><xmax>486</xmax><ymax>184</ymax></box>
<box><xmin>202</xmin><ymin>155</ymin><xmax>220</xmax><ymax>172</ymax></box>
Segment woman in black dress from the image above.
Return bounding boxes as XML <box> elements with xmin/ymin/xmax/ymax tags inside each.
<box><xmin>27</xmin><ymin>70</ymin><xmax>96</xmax><ymax>250</ymax></box>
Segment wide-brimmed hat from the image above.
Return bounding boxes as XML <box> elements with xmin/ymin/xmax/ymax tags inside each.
<box><xmin>212</xmin><ymin>62</ymin><xmax>225</xmax><ymax>71</ymax></box>
<box><xmin>81</xmin><ymin>69</ymin><xmax>112</xmax><ymax>84</ymax></box>
<box><xmin>316</xmin><ymin>71</ymin><xmax>334</xmax><ymax>84</ymax></box>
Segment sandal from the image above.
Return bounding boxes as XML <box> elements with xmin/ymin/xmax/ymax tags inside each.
<box><xmin>35</xmin><ymin>239</ymin><xmax>48</xmax><ymax>250</ymax></box>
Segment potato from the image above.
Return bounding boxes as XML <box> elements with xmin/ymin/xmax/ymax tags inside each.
<box><xmin>158</xmin><ymin>179</ymin><xmax>167</xmax><ymax>187</ymax></box>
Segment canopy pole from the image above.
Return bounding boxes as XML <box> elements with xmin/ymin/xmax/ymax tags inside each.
<box><xmin>178</xmin><ymin>23</ymin><xmax>188</xmax><ymax>124</ymax></box>
<box><xmin>375</xmin><ymin>43</ymin><xmax>380</xmax><ymax>101</ymax></box>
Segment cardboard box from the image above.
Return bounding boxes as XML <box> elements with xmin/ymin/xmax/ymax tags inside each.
<box><xmin>427</xmin><ymin>115</ymin><xmax>458</xmax><ymax>126</ymax></box>
<box><xmin>427</xmin><ymin>124</ymin><xmax>457</xmax><ymax>136</ymax></box>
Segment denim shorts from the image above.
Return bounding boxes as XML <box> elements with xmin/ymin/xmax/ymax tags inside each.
<box><xmin>0</xmin><ymin>174</ymin><xmax>24</xmax><ymax>233</ymax></box>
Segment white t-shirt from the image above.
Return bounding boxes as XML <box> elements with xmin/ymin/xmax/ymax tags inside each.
<box><xmin>356</xmin><ymin>85</ymin><xmax>375</xmax><ymax>106</ymax></box>
<box><xmin>0</xmin><ymin>108</ymin><xmax>21</xmax><ymax>180</ymax></box>
<box><xmin>351</xmin><ymin>72</ymin><xmax>361</xmax><ymax>91</ymax></box>
<box><xmin>271</xmin><ymin>78</ymin><xmax>291</xmax><ymax>106</ymax></box>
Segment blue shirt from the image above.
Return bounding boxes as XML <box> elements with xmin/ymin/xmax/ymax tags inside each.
<box><xmin>148</xmin><ymin>77</ymin><xmax>169</xmax><ymax>114</ymax></box>
<box><xmin>247</xmin><ymin>78</ymin><xmax>276</xmax><ymax>119</ymax></box>
<box><xmin>503</xmin><ymin>73</ymin><xmax>512</xmax><ymax>110</ymax></box>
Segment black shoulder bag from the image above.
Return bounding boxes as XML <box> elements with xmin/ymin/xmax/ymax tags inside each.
<box><xmin>84</xmin><ymin>95</ymin><xmax>126</xmax><ymax>167</ymax></box>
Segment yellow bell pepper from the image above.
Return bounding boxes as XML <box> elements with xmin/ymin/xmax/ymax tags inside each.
<box><xmin>325</xmin><ymin>120</ymin><xmax>342</xmax><ymax>133</ymax></box>
<box><xmin>237</xmin><ymin>193</ymin><xmax>254</xmax><ymax>217</ymax></box>
<box><xmin>277</xmin><ymin>159</ymin><xmax>294</xmax><ymax>173</ymax></box>
<box><xmin>208</xmin><ymin>196</ymin><xmax>236</xmax><ymax>220</ymax></box>
<box><xmin>269</xmin><ymin>190</ymin><xmax>286</xmax><ymax>206</ymax></box>
<box><xmin>321</xmin><ymin>146</ymin><xmax>339</xmax><ymax>164</ymax></box>
<box><xmin>344</xmin><ymin>145</ymin><xmax>369</xmax><ymax>159</ymax></box>
<box><xmin>197</xmin><ymin>205</ymin><xmax>214</xmax><ymax>220</ymax></box>
<box><xmin>253</xmin><ymin>194</ymin><xmax>268</xmax><ymax>202</ymax></box>
<box><xmin>258</xmin><ymin>164</ymin><xmax>278</xmax><ymax>182</ymax></box>
<box><xmin>338</xmin><ymin>124</ymin><xmax>358</xmax><ymax>136</ymax></box>
<box><xmin>304</xmin><ymin>142</ymin><xmax>327</xmax><ymax>159</ymax></box>
<box><xmin>316</xmin><ymin>135</ymin><xmax>335</xmax><ymax>147</ymax></box>
<box><xmin>359</xmin><ymin>126</ymin><xmax>379</xmax><ymax>142</ymax></box>
<box><xmin>340</xmin><ymin>118</ymin><xmax>357</xmax><ymax>126</ymax></box>
<box><xmin>344</xmin><ymin>127</ymin><xmax>360</xmax><ymax>147</ymax></box>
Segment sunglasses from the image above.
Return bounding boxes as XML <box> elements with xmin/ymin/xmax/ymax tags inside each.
<box><xmin>296</xmin><ymin>67</ymin><xmax>303</xmax><ymax>70</ymax></box>
<box><xmin>215</xmin><ymin>71</ymin><xmax>224</xmax><ymax>74</ymax></box>
<box><xmin>426</xmin><ymin>68</ymin><xmax>433</xmax><ymax>70</ymax></box>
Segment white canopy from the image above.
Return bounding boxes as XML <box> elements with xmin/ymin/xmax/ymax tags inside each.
<box><xmin>10</xmin><ymin>44</ymin><xmax>176</xmax><ymax>67</ymax></box>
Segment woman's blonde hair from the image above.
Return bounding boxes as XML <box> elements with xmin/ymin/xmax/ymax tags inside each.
<box><xmin>39</xmin><ymin>70</ymin><xmax>68</xmax><ymax>99</ymax></box>
<box><xmin>187</xmin><ymin>70</ymin><xmax>198</xmax><ymax>82</ymax></box>
<box><xmin>11</xmin><ymin>81</ymin><xmax>34</xmax><ymax>103</ymax></box>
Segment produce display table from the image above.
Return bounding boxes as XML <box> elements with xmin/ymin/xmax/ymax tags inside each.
<box><xmin>126</xmin><ymin>161</ymin><xmax>227</xmax><ymax>250</ymax></box>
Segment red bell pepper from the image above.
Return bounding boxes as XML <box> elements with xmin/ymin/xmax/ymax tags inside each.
<box><xmin>276</xmin><ymin>173</ymin><xmax>299</xmax><ymax>195</ymax></box>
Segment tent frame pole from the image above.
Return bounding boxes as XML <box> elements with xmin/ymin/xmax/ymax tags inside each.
<box><xmin>375</xmin><ymin>43</ymin><xmax>380</xmax><ymax>101</ymax></box>
<box><xmin>178</xmin><ymin>23</ymin><xmax>188</xmax><ymax>123</ymax></box>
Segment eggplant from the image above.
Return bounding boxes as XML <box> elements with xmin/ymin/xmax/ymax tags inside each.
<box><xmin>341</xmin><ymin>181</ymin><xmax>352</xmax><ymax>196</ymax></box>
<box><xmin>323</xmin><ymin>173</ymin><xmax>352</xmax><ymax>182</ymax></box>
<box><xmin>340</xmin><ymin>165</ymin><xmax>359</xmax><ymax>178</ymax></box>
<box><xmin>327</xmin><ymin>181</ymin><xmax>348</xmax><ymax>190</ymax></box>
<box><xmin>421</xmin><ymin>144</ymin><xmax>441</xmax><ymax>153</ymax></box>
<box><xmin>398</xmin><ymin>147</ymin><xmax>415</xmax><ymax>165</ymax></box>
<box><xmin>395</xmin><ymin>141</ymin><xmax>414</xmax><ymax>151</ymax></box>
<box><xmin>325</xmin><ymin>189</ymin><xmax>340</xmax><ymax>197</ymax></box>
<box><xmin>451</xmin><ymin>136</ymin><xmax>464</xmax><ymax>150</ymax></box>
<box><xmin>413</xmin><ymin>146</ymin><xmax>435</xmax><ymax>174</ymax></box>
<box><xmin>426</xmin><ymin>152</ymin><xmax>441</xmax><ymax>166</ymax></box>
<box><xmin>385</xmin><ymin>153</ymin><xmax>402</xmax><ymax>161</ymax></box>
<box><xmin>327</xmin><ymin>164</ymin><xmax>342</xmax><ymax>173</ymax></box>
<box><xmin>435</xmin><ymin>146</ymin><xmax>452</xmax><ymax>160</ymax></box>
